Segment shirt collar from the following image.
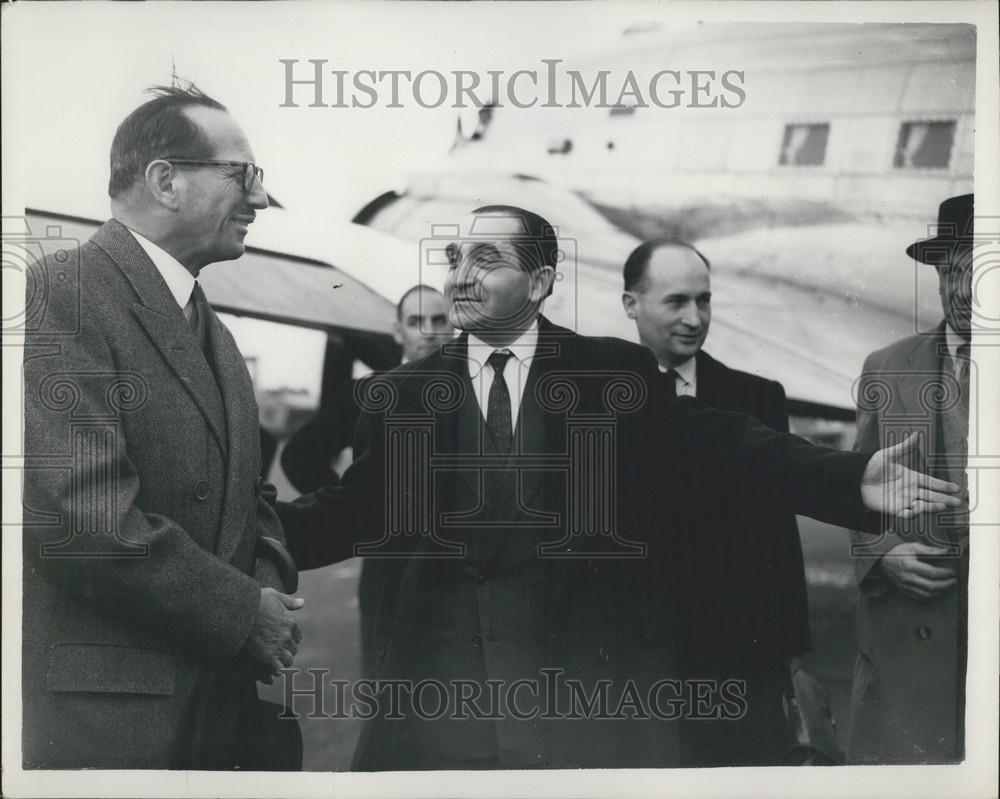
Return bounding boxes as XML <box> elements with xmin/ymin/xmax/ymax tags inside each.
<box><xmin>466</xmin><ymin>319</ymin><xmax>540</xmax><ymax>378</ymax></box>
<box><xmin>659</xmin><ymin>356</ymin><xmax>696</xmax><ymax>389</ymax></box>
<box><xmin>125</xmin><ymin>226</ymin><xmax>196</xmax><ymax>310</ymax></box>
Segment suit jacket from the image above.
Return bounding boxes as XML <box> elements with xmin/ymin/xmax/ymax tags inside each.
<box><xmin>281</xmin><ymin>377</ymin><xmax>362</xmax><ymax>494</ymax></box>
<box><xmin>686</xmin><ymin>350</ymin><xmax>811</xmax><ymax>660</ymax></box>
<box><xmin>280</xmin><ymin>372</ymin><xmax>385</xmax><ymax>677</ymax></box>
<box><xmin>22</xmin><ymin>219</ymin><xmax>292</xmax><ymax>769</ymax></box>
<box><xmin>671</xmin><ymin>351</ymin><xmax>812</xmax><ymax>765</ymax></box>
<box><xmin>847</xmin><ymin>322</ymin><xmax>968</xmax><ymax>764</ymax></box>
<box><xmin>279</xmin><ymin>318</ymin><xmax>874</xmax><ymax>770</ymax></box>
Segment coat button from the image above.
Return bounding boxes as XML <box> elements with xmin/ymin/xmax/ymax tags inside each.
<box><xmin>916</xmin><ymin>626</ymin><xmax>932</xmax><ymax>640</ymax></box>
<box><xmin>598</xmin><ymin>647</ymin><xmax>609</xmax><ymax>663</ymax></box>
<box><xmin>472</xmin><ymin>634</ymin><xmax>483</xmax><ymax>648</ymax></box>
<box><xmin>476</xmin><ymin>574</ymin><xmax>488</xmax><ymax>587</ymax></box>
<box><xmin>194</xmin><ymin>480</ymin><xmax>210</xmax><ymax>501</ymax></box>
<box><xmin>588</xmin><ymin>559</ymin><xmax>599</xmax><ymax>575</ymax></box>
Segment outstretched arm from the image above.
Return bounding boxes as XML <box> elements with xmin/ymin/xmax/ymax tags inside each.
<box><xmin>859</xmin><ymin>433</ymin><xmax>961</xmax><ymax>518</ymax></box>
<box><xmin>660</xmin><ymin>397</ymin><xmax>959</xmax><ymax>531</ymax></box>
<box><xmin>276</xmin><ymin>407</ymin><xmax>384</xmax><ymax>570</ymax></box>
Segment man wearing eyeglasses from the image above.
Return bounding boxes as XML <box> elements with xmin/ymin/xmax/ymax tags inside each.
<box><xmin>22</xmin><ymin>84</ymin><xmax>302</xmax><ymax>770</ymax></box>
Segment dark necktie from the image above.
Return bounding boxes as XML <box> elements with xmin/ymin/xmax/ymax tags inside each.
<box><xmin>664</xmin><ymin>368</ymin><xmax>679</xmax><ymax>400</ymax></box>
<box><xmin>186</xmin><ymin>282</ymin><xmax>210</xmax><ymax>358</ymax></box>
<box><xmin>486</xmin><ymin>350</ymin><xmax>514</xmax><ymax>455</ymax></box>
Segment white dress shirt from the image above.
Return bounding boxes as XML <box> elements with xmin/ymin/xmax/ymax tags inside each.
<box><xmin>466</xmin><ymin>320</ymin><xmax>540</xmax><ymax>432</ymax></box>
<box><xmin>125</xmin><ymin>227</ymin><xmax>196</xmax><ymax>317</ymax></box>
<box><xmin>659</xmin><ymin>356</ymin><xmax>697</xmax><ymax>397</ymax></box>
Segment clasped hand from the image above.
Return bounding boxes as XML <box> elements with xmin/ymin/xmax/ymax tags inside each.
<box><xmin>880</xmin><ymin>542</ymin><xmax>958</xmax><ymax>600</ymax></box>
<box><xmin>244</xmin><ymin>587</ymin><xmax>305</xmax><ymax>678</ymax></box>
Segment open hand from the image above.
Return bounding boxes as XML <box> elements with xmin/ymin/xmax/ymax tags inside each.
<box><xmin>860</xmin><ymin>434</ymin><xmax>962</xmax><ymax>519</ymax></box>
<box><xmin>244</xmin><ymin>587</ymin><xmax>305</xmax><ymax>675</ymax></box>
<box><xmin>879</xmin><ymin>542</ymin><xmax>958</xmax><ymax>600</ymax></box>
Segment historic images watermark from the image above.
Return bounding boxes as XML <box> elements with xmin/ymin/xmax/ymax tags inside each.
<box><xmin>278</xmin><ymin>669</ymin><xmax>748</xmax><ymax>722</ymax></box>
<box><xmin>279</xmin><ymin>59</ymin><xmax>747</xmax><ymax>110</ymax></box>
<box><xmin>5</xmin><ymin>217</ymin><xmax>152</xmax><ymax>559</ymax></box>
<box><xmin>2</xmin><ymin>216</ymin><xmax>81</xmax><ymax>337</ymax></box>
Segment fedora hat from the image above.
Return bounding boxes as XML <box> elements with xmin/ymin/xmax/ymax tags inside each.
<box><xmin>906</xmin><ymin>194</ymin><xmax>974</xmax><ymax>265</ymax></box>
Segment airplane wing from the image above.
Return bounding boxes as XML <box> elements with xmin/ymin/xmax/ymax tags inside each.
<box><xmin>21</xmin><ymin>209</ymin><xmax>398</xmax><ymax>336</ymax></box>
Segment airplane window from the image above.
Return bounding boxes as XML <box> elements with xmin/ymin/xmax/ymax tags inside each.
<box><xmin>779</xmin><ymin>123</ymin><xmax>830</xmax><ymax>167</ymax></box>
<box><xmin>894</xmin><ymin>120</ymin><xmax>956</xmax><ymax>169</ymax></box>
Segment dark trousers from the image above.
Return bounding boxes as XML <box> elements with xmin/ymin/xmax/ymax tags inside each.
<box><xmin>176</xmin><ymin>672</ymin><xmax>302</xmax><ymax>771</ymax></box>
<box><xmin>680</xmin><ymin>660</ymin><xmax>789</xmax><ymax>767</ymax></box>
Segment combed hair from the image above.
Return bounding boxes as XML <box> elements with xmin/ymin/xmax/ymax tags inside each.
<box><xmin>623</xmin><ymin>238</ymin><xmax>711</xmax><ymax>292</ymax></box>
<box><xmin>108</xmin><ymin>83</ymin><xmax>227</xmax><ymax>198</ymax></box>
<box><xmin>470</xmin><ymin>205</ymin><xmax>559</xmax><ymax>297</ymax></box>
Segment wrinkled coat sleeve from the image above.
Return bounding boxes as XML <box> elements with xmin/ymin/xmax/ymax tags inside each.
<box><xmin>277</xmin><ymin>403</ymin><xmax>384</xmax><ymax>570</ymax></box>
<box><xmin>660</xmin><ymin>393</ymin><xmax>874</xmax><ymax>534</ymax></box>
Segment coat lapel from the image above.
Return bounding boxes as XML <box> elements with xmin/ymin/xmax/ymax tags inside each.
<box><xmin>694</xmin><ymin>351</ymin><xmax>719</xmax><ymax>405</ymax></box>
<box><xmin>900</xmin><ymin>323</ymin><xmax>948</xmax><ymax>476</ymax></box>
<box><xmin>429</xmin><ymin>337</ymin><xmax>482</xmax><ymax>502</ymax></box>
<box><xmin>92</xmin><ymin>220</ymin><xmax>228</xmax><ymax>457</ymax></box>
<box><xmin>205</xmin><ymin>309</ymin><xmax>259</xmax><ymax>561</ymax></box>
<box><xmin>515</xmin><ymin>329</ymin><xmax>564</xmax><ymax>514</ymax></box>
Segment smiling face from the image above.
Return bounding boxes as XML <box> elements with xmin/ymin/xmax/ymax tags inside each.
<box><xmin>444</xmin><ymin>214</ymin><xmax>553</xmax><ymax>344</ymax></box>
<box><xmin>173</xmin><ymin>106</ymin><xmax>268</xmax><ymax>270</ymax></box>
<box><xmin>622</xmin><ymin>244</ymin><xmax>711</xmax><ymax>368</ymax></box>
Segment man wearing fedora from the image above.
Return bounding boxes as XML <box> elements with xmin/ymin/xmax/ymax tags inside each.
<box><xmin>847</xmin><ymin>194</ymin><xmax>974</xmax><ymax>764</ymax></box>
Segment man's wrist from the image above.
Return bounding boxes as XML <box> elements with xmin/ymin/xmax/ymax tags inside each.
<box><xmin>234</xmin><ymin>583</ymin><xmax>266</xmax><ymax>657</ymax></box>
<box><xmin>254</xmin><ymin>557</ymin><xmax>284</xmax><ymax>591</ymax></box>
<box><xmin>256</xmin><ymin>536</ymin><xmax>298</xmax><ymax>593</ymax></box>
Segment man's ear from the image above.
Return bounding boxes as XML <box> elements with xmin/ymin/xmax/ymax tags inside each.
<box><xmin>392</xmin><ymin>321</ymin><xmax>403</xmax><ymax>346</ymax></box>
<box><xmin>144</xmin><ymin>160</ymin><xmax>180</xmax><ymax>210</ymax></box>
<box><xmin>622</xmin><ymin>291</ymin><xmax>638</xmax><ymax>319</ymax></box>
<box><xmin>934</xmin><ymin>265</ymin><xmax>948</xmax><ymax>299</ymax></box>
<box><xmin>531</xmin><ymin>266</ymin><xmax>556</xmax><ymax>301</ymax></box>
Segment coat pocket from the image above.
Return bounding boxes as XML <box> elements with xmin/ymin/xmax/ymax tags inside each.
<box><xmin>46</xmin><ymin>642</ymin><xmax>176</xmax><ymax>695</ymax></box>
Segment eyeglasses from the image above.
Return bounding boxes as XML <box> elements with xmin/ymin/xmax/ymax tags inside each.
<box><xmin>161</xmin><ymin>158</ymin><xmax>264</xmax><ymax>193</ymax></box>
